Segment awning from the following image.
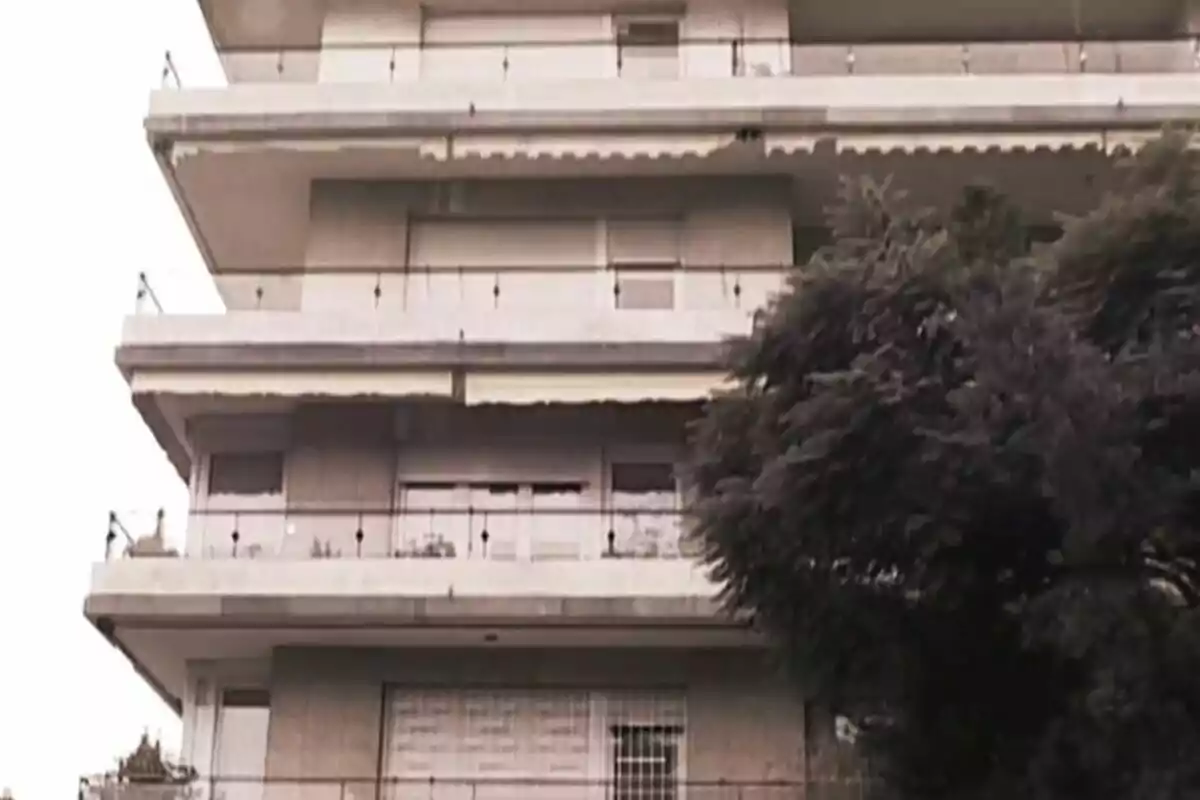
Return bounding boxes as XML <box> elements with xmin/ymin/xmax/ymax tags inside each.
<box><xmin>129</xmin><ymin>369</ymin><xmax>455</xmax><ymax>398</ymax></box>
<box><xmin>464</xmin><ymin>371</ymin><xmax>729</xmax><ymax>405</ymax></box>
<box><xmin>833</xmin><ymin>131</ymin><xmax>1108</xmax><ymax>154</ymax></box>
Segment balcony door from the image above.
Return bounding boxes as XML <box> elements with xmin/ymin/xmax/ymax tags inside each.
<box><xmin>528</xmin><ymin>482</ymin><xmax>587</xmax><ymax>560</ymax></box>
<box><xmin>471</xmin><ymin>483</ymin><xmax>523</xmax><ymax>560</ymax></box>
<box><xmin>609</xmin><ymin>462</ymin><xmax>682</xmax><ymax>558</ymax></box>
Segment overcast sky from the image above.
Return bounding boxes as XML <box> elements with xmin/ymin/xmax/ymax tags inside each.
<box><xmin>0</xmin><ymin>2</ymin><xmax>225</xmax><ymax>797</ymax></box>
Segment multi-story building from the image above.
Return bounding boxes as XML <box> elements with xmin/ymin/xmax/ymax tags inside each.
<box><xmin>85</xmin><ymin>0</ymin><xmax>1198</xmax><ymax>797</ymax></box>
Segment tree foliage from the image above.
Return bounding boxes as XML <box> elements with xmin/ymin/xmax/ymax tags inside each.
<box><xmin>81</xmin><ymin>734</ymin><xmax>199</xmax><ymax>800</ymax></box>
<box><xmin>689</xmin><ymin>131</ymin><xmax>1200</xmax><ymax>800</ymax></box>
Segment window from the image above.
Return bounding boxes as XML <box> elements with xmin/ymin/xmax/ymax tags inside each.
<box><xmin>611</xmin><ymin>462</ymin><xmax>676</xmax><ymax>494</ymax></box>
<box><xmin>383</xmin><ymin>688</ymin><xmax>684</xmax><ymax>797</ymax></box>
<box><xmin>396</xmin><ymin>482</ymin><xmax>460</xmax><ymax>558</ymax></box>
<box><xmin>613</xmin><ymin>264</ymin><xmax>678</xmax><ymax>309</ymax></box>
<box><xmin>207</xmin><ymin>452</ymin><xmax>284</xmax><ymax>496</ymax></box>
<box><xmin>615</xmin><ymin>16</ymin><xmax>680</xmax><ymax>79</ymax></box>
<box><xmin>612</xmin><ymin>724</ymin><xmax>683</xmax><ymax>800</ymax></box>
<box><xmin>610</xmin><ymin>463</ymin><xmax>680</xmax><ymax>558</ymax></box>
<box><xmin>607</xmin><ymin>220</ymin><xmax>680</xmax><ymax>310</ymax></box>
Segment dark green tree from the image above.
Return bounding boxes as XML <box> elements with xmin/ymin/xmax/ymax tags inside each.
<box><xmin>688</xmin><ymin>133</ymin><xmax>1200</xmax><ymax>800</ymax></box>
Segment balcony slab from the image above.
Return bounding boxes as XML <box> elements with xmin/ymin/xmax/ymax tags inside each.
<box><xmin>85</xmin><ymin>558</ymin><xmax>726</xmax><ymax>626</ymax></box>
<box><xmin>146</xmin><ymin>75</ymin><xmax>1200</xmax><ymax>142</ymax></box>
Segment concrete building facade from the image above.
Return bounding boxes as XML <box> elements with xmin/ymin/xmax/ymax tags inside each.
<box><xmin>86</xmin><ymin>0</ymin><xmax>1200</xmax><ymax>797</ymax></box>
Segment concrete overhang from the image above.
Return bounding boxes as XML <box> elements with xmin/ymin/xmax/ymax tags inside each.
<box><xmin>85</xmin><ymin>557</ymin><xmax>754</xmax><ymax>707</ymax></box>
<box><xmin>143</xmin><ymin>79</ymin><xmax>1176</xmax><ymax>275</ymax></box>
<box><xmin>146</xmin><ymin>77</ymin><xmax>1199</xmax><ymax>143</ymax></box>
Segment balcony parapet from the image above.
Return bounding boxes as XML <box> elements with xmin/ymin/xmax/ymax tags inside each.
<box><xmin>176</xmin><ymin>36</ymin><xmax>1200</xmax><ymax>86</ymax></box>
<box><xmin>107</xmin><ymin>507</ymin><xmax>700</xmax><ymax>564</ymax></box>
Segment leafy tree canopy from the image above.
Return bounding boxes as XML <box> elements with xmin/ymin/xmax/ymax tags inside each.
<box><xmin>689</xmin><ymin>130</ymin><xmax>1200</xmax><ymax>800</ymax></box>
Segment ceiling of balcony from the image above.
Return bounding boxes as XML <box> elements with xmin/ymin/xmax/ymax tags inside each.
<box><xmin>199</xmin><ymin>0</ymin><xmax>1187</xmax><ymax>51</ymax></box>
<box><xmin>109</xmin><ymin>622</ymin><xmax>762</xmax><ymax>709</ymax></box>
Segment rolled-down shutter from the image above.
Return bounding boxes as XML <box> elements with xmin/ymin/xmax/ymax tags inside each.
<box><xmin>406</xmin><ymin>220</ymin><xmax>598</xmax><ymax>310</ymax></box>
<box><xmin>385</xmin><ymin>689</ymin><xmax>592</xmax><ymax>800</ymax></box>
<box><xmin>607</xmin><ymin>220</ymin><xmax>680</xmax><ymax>310</ymax></box>
<box><xmin>421</xmin><ymin>14</ymin><xmax>610</xmax><ymax>80</ymax></box>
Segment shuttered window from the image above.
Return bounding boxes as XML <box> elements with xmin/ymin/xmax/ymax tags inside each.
<box><xmin>383</xmin><ymin>689</ymin><xmax>686</xmax><ymax>798</ymax></box>
<box><xmin>421</xmin><ymin>14</ymin><xmax>610</xmax><ymax>80</ymax></box>
<box><xmin>607</xmin><ymin>221</ymin><xmax>680</xmax><ymax>310</ymax></box>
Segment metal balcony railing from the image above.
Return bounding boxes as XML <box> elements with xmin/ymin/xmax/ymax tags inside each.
<box><xmin>136</xmin><ymin>264</ymin><xmax>793</xmax><ymax>316</ymax></box>
<box><xmin>183</xmin><ymin>35</ymin><xmax>1200</xmax><ymax>85</ymax></box>
<box><xmin>107</xmin><ymin>506</ymin><xmax>700</xmax><ymax>562</ymax></box>
<box><xmin>79</xmin><ymin>775</ymin><xmax>876</xmax><ymax>800</ymax></box>
<box><xmin>134</xmin><ymin>272</ymin><xmax>164</xmax><ymax>315</ymax></box>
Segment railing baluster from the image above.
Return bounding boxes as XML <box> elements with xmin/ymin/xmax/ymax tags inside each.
<box><xmin>106</xmin><ymin>512</ymin><xmax>118</xmax><ymax>560</ymax></box>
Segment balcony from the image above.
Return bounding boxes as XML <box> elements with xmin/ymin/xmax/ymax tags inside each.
<box><xmin>125</xmin><ymin>265</ymin><xmax>785</xmax><ymax>347</ymax></box>
<box><xmin>200</xmin><ymin>37</ymin><xmax>1199</xmax><ymax>84</ymax></box>
<box><xmin>112</xmin><ymin>506</ymin><xmax>699</xmax><ymax>563</ymax></box>
<box><xmin>93</xmin><ymin>506</ymin><xmax>718</xmax><ymax>615</ymax></box>
<box><xmin>150</xmin><ymin>36</ymin><xmax>1200</xmax><ymax>143</ymax></box>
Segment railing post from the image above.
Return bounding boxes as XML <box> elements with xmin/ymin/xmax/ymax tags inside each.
<box><xmin>135</xmin><ymin>272</ymin><xmax>147</xmax><ymax>314</ymax></box>
<box><xmin>355</xmin><ymin>514</ymin><xmax>365</xmax><ymax>558</ymax></box>
<box><xmin>731</xmin><ymin>38</ymin><xmax>740</xmax><ymax>76</ymax></box>
<box><xmin>106</xmin><ymin>512</ymin><xmax>117</xmax><ymax>560</ymax></box>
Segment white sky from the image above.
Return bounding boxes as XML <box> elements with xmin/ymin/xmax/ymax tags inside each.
<box><xmin>0</xmin><ymin>2</ymin><xmax>226</xmax><ymax>797</ymax></box>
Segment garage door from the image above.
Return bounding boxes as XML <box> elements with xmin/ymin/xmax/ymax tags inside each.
<box><xmin>407</xmin><ymin>220</ymin><xmax>599</xmax><ymax>310</ymax></box>
<box><xmin>421</xmin><ymin>14</ymin><xmax>611</xmax><ymax>80</ymax></box>
<box><xmin>384</xmin><ymin>689</ymin><xmax>593</xmax><ymax>800</ymax></box>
